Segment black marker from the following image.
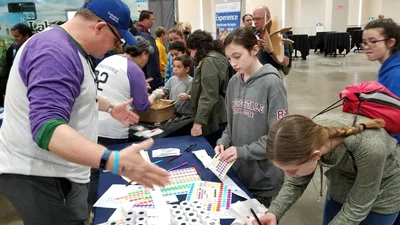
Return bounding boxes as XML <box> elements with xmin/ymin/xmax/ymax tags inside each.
<box><xmin>250</xmin><ymin>208</ymin><xmax>262</xmax><ymax>225</ymax></box>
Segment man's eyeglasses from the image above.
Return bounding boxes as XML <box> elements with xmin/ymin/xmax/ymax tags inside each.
<box><xmin>105</xmin><ymin>23</ymin><xmax>124</xmax><ymax>46</ymax></box>
<box><xmin>361</xmin><ymin>39</ymin><xmax>389</xmax><ymax>48</ymax></box>
<box><xmin>253</xmin><ymin>17</ymin><xmax>265</xmax><ymax>21</ymax></box>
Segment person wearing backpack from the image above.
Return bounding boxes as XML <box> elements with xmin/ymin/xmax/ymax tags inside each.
<box><xmin>363</xmin><ymin>18</ymin><xmax>400</xmax><ymax>144</ymax></box>
<box><xmin>185</xmin><ymin>30</ymin><xmax>233</xmax><ymax>146</ymax></box>
<box><xmin>216</xmin><ymin>27</ymin><xmax>288</xmax><ymax>207</ymax></box>
<box><xmin>253</xmin><ymin>5</ymin><xmax>291</xmax><ymax>80</ymax></box>
<box><xmin>254</xmin><ymin>113</ymin><xmax>400</xmax><ymax>225</ymax></box>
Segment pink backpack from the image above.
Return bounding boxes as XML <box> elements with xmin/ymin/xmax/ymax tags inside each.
<box><xmin>314</xmin><ymin>81</ymin><xmax>400</xmax><ymax>134</ymax></box>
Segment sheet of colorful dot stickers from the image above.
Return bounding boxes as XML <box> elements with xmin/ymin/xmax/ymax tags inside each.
<box><xmin>186</xmin><ymin>181</ymin><xmax>233</xmax><ymax>218</ymax></box>
<box><xmin>208</xmin><ymin>154</ymin><xmax>235</xmax><ymax>180</ymax></box>
<box><xmin>161</xmin><ymin>167</ymin><xmax>201</xmax><ymax>196</ymax></box>
<box><xmin>95</xmin><ymin>167</ymin><xmax>201</xmax><ymax>209</ymax></box>
<box><xmin>93</xmin><ymin>184</ymin><xmax>179</xmax><ymax>209</ymax></box>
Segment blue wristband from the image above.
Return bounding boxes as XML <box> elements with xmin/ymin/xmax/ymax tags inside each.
<box><xmin>152</xmin><ymin>92</ymin><xmax>158</xmax><ymax>100</ymax></box>
<box><xmin>113</xmin><ymin>151</ymin><xmax>119</xmax><ymax>174</ymax></box>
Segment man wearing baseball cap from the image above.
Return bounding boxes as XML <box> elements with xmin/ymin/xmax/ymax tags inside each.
<box><xmin>0</xmin><ymin>0</ymin><xmax>169</xmax><ymax>224</ymax></box>
<box><xmin>83</xmin><ymin>0</ymin><xmax>137</xmax><ymax>46</ymax></box>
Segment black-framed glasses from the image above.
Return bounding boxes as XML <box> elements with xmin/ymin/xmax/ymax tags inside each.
<box><xmin>106</xmin><ymin>23</ymin><xmax>123</xmax><ymax>46</ymax></box>
<box><xmin>361</xmin><ymin>39</ymin><xmax>389</xmax><ymax>48</ymax></box>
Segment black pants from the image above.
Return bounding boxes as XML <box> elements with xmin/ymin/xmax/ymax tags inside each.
<box><xmin>0</xmin><ymin>174</ymin><xmax>88</xmax><ymax>225</ymax></box>
<box><xmin>204</xmin><ymin>123</ymin><xmax>227</xmax><ymax>147</ymax></box>
<box><xmin>88</xmin><ymin>137</ymin><xmax>129</xmax><ymax>207</ymax></box>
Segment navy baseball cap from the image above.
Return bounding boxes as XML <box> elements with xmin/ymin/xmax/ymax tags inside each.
<box><xmin>83</xmin><ymin>0</ymin><xmax>137</xmax><ymax>45</ymax></box>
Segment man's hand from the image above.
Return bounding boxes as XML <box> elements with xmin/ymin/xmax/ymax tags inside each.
<box><xmin>110</xmin><ymin>98</ymin><xmax>139</xmax><ymax>126</ymax></box>
<box><xmin>146</xmin><ymin>78</ymin><xmax>153</xmax><ymax>90</ymax></box>
<box><xmin>115</xmin><ymin>139</ymin><xmax>170</xmax><ymax>188</ymax></box>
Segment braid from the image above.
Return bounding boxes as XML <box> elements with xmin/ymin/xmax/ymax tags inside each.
<box><xmin>326</xmin><ymin>119</ymin><xmax>385</xmax><ymax>138</ymax></box>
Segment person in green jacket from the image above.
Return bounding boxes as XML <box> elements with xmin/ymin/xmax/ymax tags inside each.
<box><xmin>255</xmin><ymin>113</ymin><xmax>400</xmax><ymax>225</ymax></box>
<box><xmin>185</xmin><ymin>29</ymin><xmax>233</xmax><ymax>146</ymax></box>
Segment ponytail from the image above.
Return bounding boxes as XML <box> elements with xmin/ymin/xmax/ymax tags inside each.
<box><xmin>325</xmin><ymin>119</ymin><xmax>385</xmax><ymax>138</ymax></box>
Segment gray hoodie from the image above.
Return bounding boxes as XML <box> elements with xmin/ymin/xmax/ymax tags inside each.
<box><xmin>216</xmin><ymin>64</ymin><xmax>288</xmax><ymax>197</ymax></box>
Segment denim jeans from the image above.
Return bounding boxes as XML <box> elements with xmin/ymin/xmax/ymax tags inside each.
<box><xmin>323</xmin><ymin>197</ymin><xmax>399</xmax><ymax>225</ymax></box>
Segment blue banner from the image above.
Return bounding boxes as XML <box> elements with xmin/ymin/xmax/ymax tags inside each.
<box><xmin>216</xmin><ymin>11</ymin><xmax>241</xmax><ymax>40</ymax></box>
<box><xmin>215</xmin><ymin>2</ymin><xmax>241</xmax><ymax>40</ymax></box>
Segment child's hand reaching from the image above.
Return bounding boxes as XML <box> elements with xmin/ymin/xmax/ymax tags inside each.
<box><xmin>178</xmin><ymin>93</ymin><xmax>191</xmax><ymax>100</ymax></box>
<box><xmin>219</xmin><ymin>146</ymin><xmax>238</xmax><ymax>162</ymax></box>
<box><xmin>214</xmin><ymin>144</ymin><xmax>225</xmax><ymax>154</ymax></box>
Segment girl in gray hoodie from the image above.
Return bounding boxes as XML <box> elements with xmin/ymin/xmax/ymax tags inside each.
<box><xmin>216</xmin><ymin>27</ymin><xmax>288</xmax><ymax>207</ymax></box>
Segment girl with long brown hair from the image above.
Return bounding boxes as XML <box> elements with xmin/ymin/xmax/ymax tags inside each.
<box><xmin>254</xmin><ymin>113</ymin><xmax>400</xmax><ymax>225</ymax></box>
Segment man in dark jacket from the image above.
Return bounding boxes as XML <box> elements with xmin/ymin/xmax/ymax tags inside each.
<box><xmin>0</xmin><ymin>23</ymin><xmax>32</xmax><ymax>106</ymax></box>
<box><xmin>133</xmin><ymin>10</ymin><xmax>163</xmax><ymax>89</ymax></box>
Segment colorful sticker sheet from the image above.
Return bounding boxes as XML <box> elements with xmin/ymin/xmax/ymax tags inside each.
<box><xmin>209</xmin><ymin>154</ymin><xmax>235</xmax><ymax>179</ymax></box>
<box><xmin>186</xmin><ymin>181</ymin><xmax>232</xmax><ymax>213</ymax></box>
<box><xmin>114</xmin><ymin>186</ymin><xmax>154</xmax><ymax>208</ymax></box>
<box><xmin>161</xmin><ymin>167</ymin><xmax>201</xmax><ymax>196</ymax></box>
<box><xmin>112</xmin><ymin>167</ymin><xmax>201</xmax><ymax>208</ymax></box>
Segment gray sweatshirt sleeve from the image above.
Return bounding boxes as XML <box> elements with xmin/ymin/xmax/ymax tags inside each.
<box><xmin>162</xmin><ymin>78</ymin><xmax>172</xmax><ymax>96</ymax></box>
<box><xmin>268</xmin><ymin>173</ymin><xmax>314</xmax><ymax>221</ymax></box>
<box><xmin>236</xmin><ymin>83</ymin><xmax>288</xmax><ymax>161</ymax></box>
<box><xmin>329</xmin><ymin>132</ymin><xmax>388</xmax><ymax>225</ymax></box>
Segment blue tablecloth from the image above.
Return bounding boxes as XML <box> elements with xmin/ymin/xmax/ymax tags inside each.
<box><xmin>93</xmin><ymin>135</ymin><xmax>252</xmax><ymax>225</ymax></box>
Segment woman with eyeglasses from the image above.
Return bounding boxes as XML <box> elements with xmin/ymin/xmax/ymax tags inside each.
<box><xmin>362</xmin><ymin>18</ymin><xmax>400</xmax><ymax>145</ymax></box>
<box><xmin>96</xmin><ymin>36</ymin><xmax>164</xmax><ymax>145</ymax></box>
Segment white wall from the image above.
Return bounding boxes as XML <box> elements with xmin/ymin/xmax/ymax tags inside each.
<box><xmin>382</xmin><ymin>0</ymin><xmax>400</xmax><ymax>22</ymax></box>
<box><xmin>177</xmin><ymin>0</ymin><xmax>202</xmax><ymax>31</ymax></box>
<box><xmin>331</xmin><ymin>0</ymin><xmax>349</xmax><ymax>32</ymax></box>
<box><xmin>299</xmin><ymin>0</ymin><xmax>326</xmax><ymax>34</ymax></box>
<box><xmin>348</xmin><ymin>0</ymin><xmax>361</xmax><ymax>26</ymax></box>
<box><xmin>324</xmin><ymin>0</ymin><xmax>333</xmax><ymax>31</ymax></box>
<box><xmin>285</xmin><ymin>0</ymin><xmax>295</xmax><ymax>28</ymax></box>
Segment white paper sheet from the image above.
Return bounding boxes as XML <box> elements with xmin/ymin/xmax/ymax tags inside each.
<box><xmin>229</xmin><ymin>199</ymin><xmax>268</xmax><ymax>224</ymax></box>
<box><xmin>152</xmin><ymin>148</ymin><xmax>181</xmax><ymax>158</ymax></box>
<box><xmin>141</xmin><ymin>149</ymin><xmax>171</xmax><ymax>225</ymax></box>
<box><xmin>192</xmin><ymin>149</ymin><xmax>213</xmax><ymax>168</ymax></box>
<box><xmin>93</xmin><ymin>184</ymin><xmax>133</xmax><ymax>208</ymax></box>
<box><xmin>93</xmin><ymin>184</ymin><xmax>178</xmax><ymax>209</ymax></box>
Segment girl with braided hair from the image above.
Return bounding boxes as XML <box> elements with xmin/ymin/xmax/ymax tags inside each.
<box><xmin>255</xmin><ymin>113</ymin><xmax>400</xmax><ymax>225</ymax></box>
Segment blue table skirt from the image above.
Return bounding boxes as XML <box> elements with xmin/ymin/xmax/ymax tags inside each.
<box><xmin>93</xmin><ymin>135</ymin><xmax>253</xmax><ymax>225</ymax></box>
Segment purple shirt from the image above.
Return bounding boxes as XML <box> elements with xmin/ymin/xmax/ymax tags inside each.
<box><xmin>18</xmin><ymin>26</ymin><xmax>87</xmax><ymax>141</ymax></box>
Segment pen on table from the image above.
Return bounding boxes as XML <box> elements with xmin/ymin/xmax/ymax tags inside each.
<box><xmin>184</xmin><ymin>144</ymin><xmax>194</xmax><ymax>152</ymax></box>
<box><xmin>153</xmin><ymin>159</ymin><xmax>163</xmax><ymax>164</ymax></box>
<box><xmin>186</xmin><ymin>144</ymin><xmax>197</xmax><ymax>152</ymax></box>
<box><xmin>250</xmin><ymin>208</ymin><xmax>262</xmax><ymax>225</ymax></box>
<box><xmin>168</xmin><ymin>162</ymin><xmax>188</xmax><ymax>171</ymax></box>
<box><xmin>126</xmin><ymin>181</ymin><xmax>133</xmax><ymax>187</ymax></box>
<box><xmin>192</xmin><ymin>164</ymin><xmax>201</xmax><ymax>177</ymax></box>
<box><xmin>167</xmin><ymin>154</ymin><xmax>182</xmax><ymax>163</ymax></box>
